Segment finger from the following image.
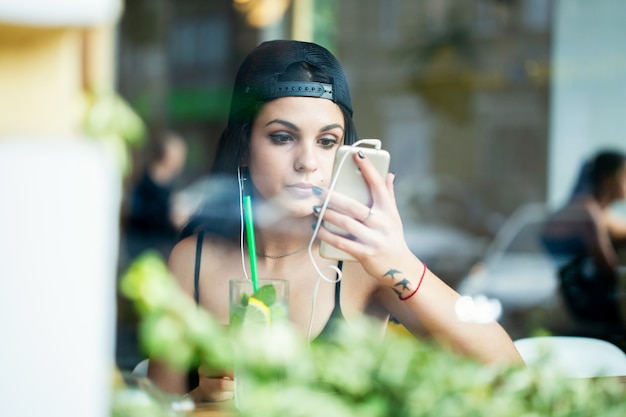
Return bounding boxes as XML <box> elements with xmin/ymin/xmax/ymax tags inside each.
<box><xmin>316</xmin><ymin>186</ymin><xmax>369</xmax><ymax>222</ymax></box>
<box><xmin>198</xmin><ymin>376</ymin><xmax>235</xmax><ymax>402</ymax></box>
<box><xmin>317</xmin><ymin>205</ymin><xmax>380</xmax><ymax>246</ymax></box>
<box><xmin>386</xmin><ymin>172</ymin><xmax>397</xmax><ymax>202</ymax></box>
<box><xmin>315</xmin><ymin>220</ymin><xmax>379</xmax><ymax>260</ymax></box>
<box><xmin>362</xmin><ymin>206</ymin><xmax>376</xmax><ymax>223</ymax></box>
<box><xmin>198</xmin><ymin>366</ymin><xmax>233</xmax><ymax>379</ymax></box>
<box><xmin>315</xmin><ymin>190</ymin><xmax>384</xmax><ymax>232</ymax></box>
<box><xmin>353</xmin><ymin>151</ymin><xmax>389</xmax><ymax>207</ymax></box>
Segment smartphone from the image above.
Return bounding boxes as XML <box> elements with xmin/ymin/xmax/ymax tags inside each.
<box><xmin>319</xmin><ymin>142</ymin><xmax>391</xmax><ymax>261</ymax></box>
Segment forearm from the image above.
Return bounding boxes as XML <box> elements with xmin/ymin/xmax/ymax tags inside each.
<box><xmin>380</xmin><ymin>255</ymin><xmax>523</xmax><ymax>364</ymax></box>
<box><xmin>147</xmin><ymin>359</ymin><xmax>189</xmax><ymax>395</ymax></box>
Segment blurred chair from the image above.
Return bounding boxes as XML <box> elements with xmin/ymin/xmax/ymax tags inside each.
<box><xmin>132</xmin><ymin>358</ymin><xmax>149</xmax><ymax>377</ymax></box>
<box><xmin>514</xmin><ymin>336</ymin><xmax>626</xmax><ymax>378</ymax></box>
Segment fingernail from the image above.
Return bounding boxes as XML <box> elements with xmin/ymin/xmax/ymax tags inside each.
<box><xmin>313</xmin><ymin>205</ymin><xmax>321</xmax><ymax>214</ymax></box>
<box><xmin>358</xmin><ymin>150</ymin><xmax>365</xmax><ymax>159</ymax></box>
<box><xmin>311</xmin><ymin>223</ymin><xmax>317</xmax><ymax>230</ymax></box>
<box><xmin>312</xmin><ymin>186</ymin><xmax>323</xmax><ymax>196</ymax></box>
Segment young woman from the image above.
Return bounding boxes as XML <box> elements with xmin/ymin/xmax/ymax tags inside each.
<box><xmin>542</xmin><ymin>150</ymin><xmax>626</xmax><ymax>334</ymax></box>
<box><xmin>148</xmin><ymin>39</ymin><xmax>523</xmax><ymax>401</ymax></box>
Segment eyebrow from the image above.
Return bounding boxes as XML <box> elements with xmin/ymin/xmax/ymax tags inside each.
<box><xmin>321</xmin><ymin>123</ymin><xmax>345</xmax><ymax>133</ymax></box>
<box><xmin>265</xmin><ymin>119</ymin><xmax>345</xmax><ymax>133</ymax></box>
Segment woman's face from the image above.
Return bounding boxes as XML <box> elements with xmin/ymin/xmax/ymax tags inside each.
<box><xmin>246</xmin><ymin>96</ymin><xmax>345</xmax><ymax>217</ymax></box>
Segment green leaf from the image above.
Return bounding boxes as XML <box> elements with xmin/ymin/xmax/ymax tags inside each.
<box><xmin>252</xmin><ymin>284</ymin><xmax>276</xmax><ymax>306</ymax></box>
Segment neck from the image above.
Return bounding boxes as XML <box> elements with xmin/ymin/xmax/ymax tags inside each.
<box><xmin>252</xmin><ymin>217</ymin><xmax>317</xmax><ymax>258</ymax></box>
<box><xmin>148</xmin><ymin>164</ymin><xmax>175</xmax><ymax>185</ymax></box>
<box><xmin>591</xmin><ymin>189</ymin><xmax>613</xmax><ymax>209</ymax></box>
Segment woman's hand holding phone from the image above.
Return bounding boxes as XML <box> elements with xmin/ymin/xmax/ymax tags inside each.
<box><xmin>319</xmin><ymin>143</ymin><xmax>390</xmax><ymax>261</ymax></box>
<box><xmin>316</xmin><ymin>145</ymin><xmax>413</xmax><ymax>278</ymax></box>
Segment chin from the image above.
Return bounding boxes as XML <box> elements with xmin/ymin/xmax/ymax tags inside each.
<box><xmin>255</xmin><ymin>199</ymin><xmax>313</xmax><ymax>226</ymax></box>
<box><xmin>283</xmin><ymin>204</ymin><xmax>316</xmax><ymax>219</ymax></box>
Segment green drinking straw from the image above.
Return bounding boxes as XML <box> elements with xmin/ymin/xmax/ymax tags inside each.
<box><xmin>243</xmin><ymin>194</ymin><xmax>259</xmax><ymax>292</ymax></box>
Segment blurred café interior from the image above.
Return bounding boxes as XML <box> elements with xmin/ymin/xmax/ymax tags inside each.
<box><xmin>1</xmin><ymin>0</ymin><xmax>626</xmax><ymax>416</ymax></box>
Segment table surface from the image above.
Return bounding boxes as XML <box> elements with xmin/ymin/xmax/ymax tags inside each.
<box><xmin>192</xmin><ymin>401</ymin><xmax>234</xmax><ymax>417</ymax></box>
<box><xmin>190</xmin><ymin>376</ymin><xmax>626</xmax><ymax>416</ymax></box>
<box><xmin>594</xmin><ymin>375</ymin><xmax>626</xmax><ymax>385</ymax></box>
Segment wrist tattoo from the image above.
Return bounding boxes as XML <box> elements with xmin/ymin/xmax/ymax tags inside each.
<box><xmin>382</xmin><ymin>268</ymin><xmax>409</xmax><ymax>298</ymax></box>
<box><xmin>382</xmin><ymin>263</ymin><xmax>427</xmax><ymax>301</ymax></box>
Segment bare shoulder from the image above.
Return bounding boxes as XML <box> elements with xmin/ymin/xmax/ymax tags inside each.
<box><xmin>167</xmin><ymin>235</ymin><xmax>201</xmax><ymax>295</ymax></box>
<box><xmin>545</xmin><ymin>200</ymin><xmax>595</xmax><ymax>235</ymax></box>
<box><xmin>170</xmin><ymin>233</ymin><xmax>238</xmax><ymax>273</ymax></box>
<box><xmin>168</xmin><ymin>233</ymin><xmax>240</xmax><ymax>297</ymax></box>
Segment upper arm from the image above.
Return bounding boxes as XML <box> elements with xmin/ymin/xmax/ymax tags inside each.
<box><xmin>146</xmin><ymin>236</ymin><xmax>198</xmax><ymax>394</ymax></box>
<box><xmin>168</xmin><ymin>235</ymin><xmax>200</xmax><ymax>298</ymax></box>
<box><xmin>585</xmin><ymin>209</ymin><xmax>619</xmax><ymax>271</ymax></box>
<box><xmin>147</xmin><ymin>359</ymin><xmax>188</xmax><ymax>395</ymax></box>
<box><xmin>607</xmin><ymin>210</ymin><xmax>626</xmax><ymax>242</ymax></box>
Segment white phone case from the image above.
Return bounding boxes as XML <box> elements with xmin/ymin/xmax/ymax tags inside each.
<box><xmin>319</xmin><ymin>143</ymin><xmax>391</xmax><ymax>261</ymax></box>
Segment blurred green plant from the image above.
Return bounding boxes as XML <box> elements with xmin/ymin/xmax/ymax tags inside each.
<box><xmin>120</xmin><ymin>250</ymin><xmax>231</xmax><ymax>372</ymax></box>
<box><xmin>82</xmin><ymin>89</ymin><xmax>147</xmax><ymax>177</ymax></box>
<box><xmin>121</xmin><ymin>252</ymin><xmax>626</xmax><ymax>417</ymax></box>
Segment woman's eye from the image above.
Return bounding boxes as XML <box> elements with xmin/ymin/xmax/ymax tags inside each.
<box><xmin>319</xmin><ymin>137</ymin><xmax>339</xmax><ymax>148</ymax></box>
<box><xmin>269</xmin><ymin>133</ymin><xmax>293</xmax><ymax>144</ymax></box>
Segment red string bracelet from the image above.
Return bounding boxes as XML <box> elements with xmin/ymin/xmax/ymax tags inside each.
<box><xmin>400</xmin><ymin>262</ymin><xmax>427</xmax><ymax>301</ymax></box>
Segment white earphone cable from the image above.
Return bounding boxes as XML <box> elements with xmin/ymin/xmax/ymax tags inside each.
<box><xmin>305</xmin><ymin>139</ymin><xmax>382</xmax><ymax>342</ymax></box>
<box><xmin>236</xmin><ymin>140</ymin><xmax>382</xmax><ymax>343</ymax></box>
<box><xmin>237</xmin><ymin>167</ymin><xmax>250</xmax><ymax>282</ymax></box>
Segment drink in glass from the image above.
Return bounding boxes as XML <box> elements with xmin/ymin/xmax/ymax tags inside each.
<box><xmin>229</xmin><ymin>279</ymin><xmax>289</xmax><ymax>407</ymax></box>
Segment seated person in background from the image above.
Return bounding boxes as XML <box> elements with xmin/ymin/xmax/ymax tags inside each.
<box><xmin>124</xmin><ymin>130</ymin><xmax>188</xmax><ymax>262</ymax></box>
<box><xmin>118</xmin><ymin>131</ymin><xmax>188</xmax><ymax>370</ymax></box>
<box><xmin>541</xmin><ymin>149</ymin><xmax>626</xmax><ymax>335</ymax></box>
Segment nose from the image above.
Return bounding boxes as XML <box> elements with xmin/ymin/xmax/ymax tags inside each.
<box><xmin>294</xmin><ymin>142</ymin><xmax>318</xmax><ymax>172</ymax></box>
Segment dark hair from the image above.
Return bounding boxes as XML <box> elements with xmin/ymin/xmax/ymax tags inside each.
<box><xmin>211</xmin><ymin>40</ymin><xmax>356</xmax><ymax>177</ymax></box>
<box><xmin>181</xmin><ymin>40</ymin><xmax>357</xmax><ymax>239</ymax></box>
<box><xmin>145</xmin><ymin>131</ymin><xmax>184</xmax><ymax>165</ymax></box>
<box><xmin>570</xmin><ymin>149</ymin><xmax>626</xmax><ymax>198</ymax></box>
<box><xmin>590</xmin><ymin>150</ymin><xmax>626</xmax><ymax>190</ymax></box>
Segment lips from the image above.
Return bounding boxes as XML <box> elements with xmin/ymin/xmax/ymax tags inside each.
<box><xmin>287</xmin><ymin>183</ymin><xmax>315</xmax><ymax>198</ymax></box>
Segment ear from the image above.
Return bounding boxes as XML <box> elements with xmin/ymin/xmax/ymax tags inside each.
<box><xmin>239</xmin><ymin>147</ymin><xmax>250</xmax><ymax>167</ymax></box>
<box><xmin>239</xmin><ymin>166</ymin><xmax>250</xmax><ymax>180</ymax></box>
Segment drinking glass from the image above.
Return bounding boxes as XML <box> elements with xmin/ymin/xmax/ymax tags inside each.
<box><xmin>229</xmin><ymin>279</ymin><xmax>289</xmax><ymax>408</ymax></box>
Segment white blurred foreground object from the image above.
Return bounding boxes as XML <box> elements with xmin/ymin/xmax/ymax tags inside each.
<box><xmin>514</xmin><ymin>336</ymin><xmax>626</xmax><ymax>378</ymax></box>
<box><xmin>132</xmin><ymin>358</ymin><xmax>149</xmax><ymax>378</ymax></box>
<box><xmin>0</xmin><ymin>0</ymin><xmax>122</xmax><ymax>25</ymax></box>
<box><xmin>455</xmin><ymin>294</ymin><xmax>502</xmax><ymax>324</ymax></box>
<box><xmin>0</xmin><ymin>140</ymin><xmax>121</xmax><ymax>417</ymax></box>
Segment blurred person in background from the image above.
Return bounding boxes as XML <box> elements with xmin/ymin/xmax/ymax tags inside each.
<box><xmin>124</xmin><ymin>130</ymin><xmax>188</xmax><ymax>264</ymax></box>
<box><xmin>117</xmin><ymin>130</ymin><xmax>188</xmax><ymax>370</ymax></box>
<box><xmin>541</xmin><ymin>149</ymin><xmax>626</xmax><ymax>344</ymax></box>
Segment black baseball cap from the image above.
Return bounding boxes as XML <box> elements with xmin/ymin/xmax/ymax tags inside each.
<box><xmin>229</xmin><ymin>39</ymin><xmax>353</xmax><ymax>118</ymax></box>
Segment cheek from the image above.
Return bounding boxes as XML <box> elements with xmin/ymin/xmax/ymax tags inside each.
<box><xmin>320</xmin><ymin>153</ymin><xmax>337</xmax><ymax>182</ymax></box>
<box><xmin>248</xmin><ymin>150</ymin><xmax>284</xmax><ymax>194</ymax></box>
